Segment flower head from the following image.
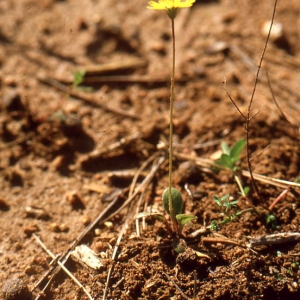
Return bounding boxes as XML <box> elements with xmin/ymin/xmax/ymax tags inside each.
<box><xmin>147</xmin><ymin>0</ymin><xmax>195</xmax><ymax>10</ymax></box>
<box><xmin>147</xmin><ymin>0</ymin><xmax>195</xmax><ymax>19</ymax></box>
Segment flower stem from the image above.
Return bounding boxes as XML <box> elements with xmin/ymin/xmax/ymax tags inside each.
<box><xmin>234</xmin><ymin>174</ymin><xmax>246</xmax><ymax>197</ymax></box>
<box><xmin>168</xmin><ymin>18</ymin><xmax>177</xmax><ymax>232</ymax></box>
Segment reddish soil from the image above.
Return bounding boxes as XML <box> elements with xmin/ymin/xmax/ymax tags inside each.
<box><xmin>1</xmin><ymin>0</ymin><xmax>300</xmax><ymax>299</ymax></box>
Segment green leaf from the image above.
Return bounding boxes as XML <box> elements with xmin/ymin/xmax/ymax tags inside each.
<box><xmin>220</xmin><ymin>154</ymin><xmax>234</xmax><ymax>170</ymax></box>
<box><xmin>219</xmin><ymin>194</ymin><xmax>230</xmax><ymax>202</ymax></box>
<box><xmin>162</xmin><ymin>187</ymin><xmax>183</xmax><ymax>216</ymax></box>
<box><xmin>221</xmin><ymin>141</ymin><xmax>231</xmax><ymax>155</ymax></box>
<box><xmin>230</xmin><ymin>139</ymin><xmax>246</xmax><ymax>163</ymax></box>
<box><xmin>212</xmin><ymin>195</ymin><xmax>222</xmax><ymax>206</ymax></box>
<box><xmin>294</xmin><ymin>176</ymin><xmax>300</xmax><ymax>184</ymax></box>
<box><xmin>243</xmin><ymin>186</ymin><xmax>250</xmax><ymax>196</ymax></box>
<box><xmin>209</xmin><ymin>220</ymin><xmax>220</xmax><ymax>231</ymax></box>
<box><xmin>176</xmin><ymin>214</ymin><xmax>197</xmax><ymax>226</ymax></box>
<box><xmin>73</xmin><ymin>70</ymin><xmax>86</xmax><ymax>87</ymax></box>
<box><xmin>266</xmin><ymin>213</ymin><xmax>276</xmax><ymax>224</ymax></box>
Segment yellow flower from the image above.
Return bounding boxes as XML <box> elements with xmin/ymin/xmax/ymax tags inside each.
<box><xmin>147</xmin><ymin>0</ymin><xmax>195</xmax><ymax>19</ymax></box>
<box><xmin>147</xmin><ymin>0</ymin><xmax>195</xmax><ymax>10</ymax></box>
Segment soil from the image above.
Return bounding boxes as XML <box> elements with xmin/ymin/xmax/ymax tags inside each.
<box><xmin>1</xmin><ymin>0</ymin><xmax>300</xmax><ymax>299</ymax></box>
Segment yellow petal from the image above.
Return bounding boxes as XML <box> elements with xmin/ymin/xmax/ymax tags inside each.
<box><xmin>147</xmin><ymin>1</ymin><xmax>167</xmax><ymax>10</ymax></box>
<box><xmin>147</xmin><ymin>0</ymin><xmax>195</xmax><ymax>10</ymax></box>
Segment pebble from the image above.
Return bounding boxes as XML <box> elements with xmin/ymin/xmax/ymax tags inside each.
<box><xmin>81</xmin><ymin>215</ymin><xmax>91</xmax><ymax>226</ymax></box>
<box><xmin>49</xmin><ymin>223</ymin><xmax>60</xmax><ymax>232</ymax></box>
<box><xmin>65</xmin><ymin>190</ymin><xmax>83</xmax><ymax>207</ymax></box>
<box><xmin>24</xmin><ymin>265</ymin><xmax>36</xmax><ymax>275</ymax></box>
<box><xmin>150</xmin><ymin>41</ymin><xmax>166</xmax><ymax>54</ymax></box>
<box><xmin>50</xmin><ymin>155</ymin><xmax>65</xmax><ymax>171</ymax></box>
<box><xmin>261</xmin><ymin>20</ymin><xmax>283</xmax><ymax>41</ymax></box>
<box><xmin>104</xmin><ymin>221</ymin><xmax>113</xmax><ymax>228</ymax></box>
<box><xmin>94</xmin><ymin>228</ymin><xmax>101</xmax><ymax>236</ymax></box>
<box><xmin>25</xmin><ymin>206</ymin><xmax>50</xmax><ymax>220</ymax></box>
<box><xmin>1</xmin><ymin>278</ymin><xmax>31</xmax><ymax>300</ymax></box>
<box><xmin>1</xmin><ymin>89</ymin><xmax>25</xmax><ymax>112</ymax></box>
<box><xmin>23</xmin><ymin>224</ymin><xmax>39</xmax><ymax>236</ymax></box>
<box><xmin>0</xmin><ymin>197</ymin><xmax>9</xmax><ymax>211</ymax></box>
<box><xmin>59</xmin><ymin>223</ymin><xmax>69</xmax><ymax>232</ymax></box>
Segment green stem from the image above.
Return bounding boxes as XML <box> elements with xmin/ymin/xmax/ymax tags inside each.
<box><xmin>168</xmin><ymin>18</ymin><xmax>177</xmax><ymax>232</ymax></box>
<box><xmin>234</xmin><ymin>174</ymin><xmax>246</xmax><ymax>197</ymax></box>
<box><xmin>210</xmin><ymin>207</ymin><xmax>255</xmax><ymax>229</ymax></box>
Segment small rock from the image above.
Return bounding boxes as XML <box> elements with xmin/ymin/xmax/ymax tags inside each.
<box><xmin>50</xmin><ymin>155</ymin><xmax>66</xmax><ymax>172</ymax></box>
<box><xmin>65</xmin><ymin>190</ymin><xmax>84</xmax><ymax>208</ymax></box>
<box><xmin>81</xmin><ymin>215</ymin><xmax>91</xmax><ymax>226</ymax></box>
<box><xmin>24</xmin><ymin>265</ymin><xmax>37</xmax><ymax>275</ymax></box>
<box><xmin>94</xmin><ymin>228</ymin><xmax>101</xmax><ymax>236</ymax></box>
<box><xmin>173</xmin><ymin>161</ymin><xmax>198</xmax><ymax>184</ymax></box>
<box><xmin>2</xmin><ymin>89</ymin><xmax>25</xmax><ymax>112</ymax></box>
<box><xmin>104</xmin><ymin>221</ymin><xmax>113</xmax><ymax>228</ymax></box>
<box><xmin>59</xmin><ymin>223</ymin><xmax>69</xmax><ymax>232</ymax></box>
<box><xmin>4</xmin><ymin>168</ymin><xmax>23</xmax><ymax>187</ymax></box>
<box><xmin>150</xmin><ymin>41</ymin><xmax>166</xmax><ymax>55</ymax></box>
<box><xmin>23</xmin><ymin>224</ymin><xmax>39</xmax><ymax>236</ymax></box>
<box><xmin>205</xmin><ymin>41</ymin><xmax>229</xmax><ymax>54</ymax></box>
<box><xmin>261</xmin><ymin>20</ymin><xmax>283</xmax><ymax>42</ymax></box>
<box><xmin>49</xmin><ymin>223</ymin><xmax>60</xmax><ymax>232</ymax></box>
<box><xmin>49</xmin><ymin>222</ymin><xmax>69</xmax><ymax>233</ymax></box>
<box><xmin>0</xmin><ymin>197</ymin><xmax>9</xmax><ymax>211</ymax></box>
<box><xmin>1</xmin><ymin>278</ymin><xmax>31</xmax><ymax>300</ymax></box>
<box><xmin>25</xmin><ymin>206</ymin><xmax>50</xmax><ymax>220</ymax></box>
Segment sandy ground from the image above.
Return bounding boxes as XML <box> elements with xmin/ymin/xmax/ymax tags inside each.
<box><xmin>1</xmin><ymin>0</ymin><xmax>300</xmax><ymax>299</ymax></box>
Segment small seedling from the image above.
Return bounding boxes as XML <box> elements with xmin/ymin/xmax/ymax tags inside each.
<box><xmin>288</xmin><ymin>261</ymin><xmax>299</xmax><ymax>275</ymax></box>
<box><xmin>163</xmin><ymin>187</ymin><xmax>197</xmax><ymax>234</ymax></box>
<box><xmin>72</xmin><ymin>70</ymin><xmax>93</xmax><ymax>92</ymax></box>
<box><xmin>207</xmin><ymin>194</ymin><xmax>255</xmax><ymax>231</ymax></box>
<box><xmin>135</xmin><ymin>187</ymin><xmax>197</xmax><ymax>236</ymax></box>
<box><xmin>73</xmin><ymin>70</ymin><xmax>86</xmax><ymax>88</ymax></box>
<box><xmin>277</xmin><ymin>273</ymin><xmax>285</xmax><ymax>282</ymax></box>
<box><xmin>265</xmin><ymin>212</ymin><xmax>279</xmax><ymax>230</ymax></box>
<box><xmin>214</xmin><ymin>139</ymin><xmax>249</xmax><ymax>197</ymax></box>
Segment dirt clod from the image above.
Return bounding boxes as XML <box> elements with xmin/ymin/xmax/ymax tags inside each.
<box><xmin>0</xmin><ymin>0</ymin><xmax>300</xmax><ymax>299</ymax></box>
<box><xmin>1</xmin><ymin>279</ymin><xmax>31</xmax><ymax>300</ymax></box>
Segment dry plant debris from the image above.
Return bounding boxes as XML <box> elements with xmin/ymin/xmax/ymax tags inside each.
<box><xmin>0</xmin><ymin>0</ymin><xmax>300</xmax><ymax>299</ymax></box>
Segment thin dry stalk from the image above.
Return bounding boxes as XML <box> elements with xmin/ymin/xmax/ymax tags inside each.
<box><xmin>129</xmin><ymin>152</ymin><xmax>161</xmax><ymax>196</ymax></box>
<box><xmin>268</xmin><ymin>188</ymin><xmax>289</xmax><ymax>211</ymax></box>
<box><xmin>38</xmin><ymin>75</ymin><xmax>140</xmax><ymax>120</ymax></box>
<box><xmin>133</xmin><ymin>153</ymin><xmax>164</xmax><ymax>235</ymax></box>
<box><xmin>202</xmin><ymin>236</ymin><xmax>246</xmax><ymax>249</ymax></box>
<box><xmin>107</xmin><ymin>156</ymin><xmax>166</xmax><ymax>221</ymax></box>
<box><xmin>102</xmin><ymin>202</ymin><xmax>135</xmax><ymax>300</ymax></box>
<box><xmin>102</xmin><ymin>154</ymin><xmax>165</xmax><ymax>299</ymax></box>
<box><xmin>32</xmin><ymin>234</ymin><xmax>93</xmax><ymax>300</ymax></box>
<box><xmin>223</xmin><ymin>0</ymin><xmax>278</xmax><ymax>201</ymax></box>
<box><xmin>247</xmin><ymin>232</ymin><xmax>300</xmax><ymax>248</ymax></box>
<box><xmin>173</xmin><ymin>151</ymin><xmax>300</xmax><ymax>190</ymax></box>
<box><xmin>33</xmin><ymin>195</ymin><xmax>120</xmax><ymax>296</ymax></box>
<box><xmin>130</xmin><ymin>153</ymin><xmax>161</xmax><ymax>235</ymax></box>
<box><xmin>266</xmin><ymin>71</ymin><xmax>300</xmax><ymax>148</ymax></box>
<box><xmin>135</xmin><ymin>191</ymin><xmax>146</xmax><ymax>237</ymax></box>
<box><xmin>244</xmin><ymin>0</ymin><xmax>278</xmax><ymax>200</ymax></box>
<box><xmin>161</xmin><ymin>272</ymin><xmax>191</xmax><ymax>300</ymax></box>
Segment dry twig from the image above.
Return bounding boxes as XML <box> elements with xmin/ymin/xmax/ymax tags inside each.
<box><xmin>38</xmin><ymin>76</ymin><xmax>140</xmax><ymax>120</ymax></box>
<box><xmin>247</xmin><ymin>232</ymin><xmax>300</xmax><ymax>248</ymax></box>
<box><xmin>32</xmin><ymin>234</ymin><xmax>94</xmax><ymax>300</ymax></box>
<box><xmin>173</xmin><ymin>151</ymin><xmax>300</xmax><ymax>190</ymax></box>
<box><xmin>103</xmin><ymin>152</ymin><xmax>163</xmax><ymax>299</ymax></box>
<box><xmin>33</xmin><ymin>195</ymin><xmax>120</xmax><ymax>297</ymax></box>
